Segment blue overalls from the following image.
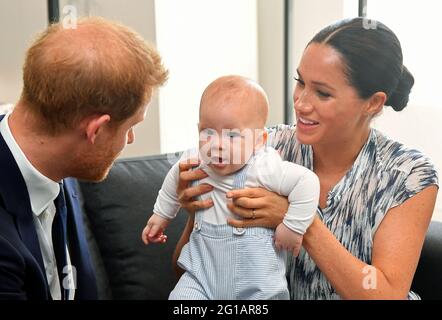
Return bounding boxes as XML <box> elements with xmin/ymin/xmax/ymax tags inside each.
<box><xmin>169</xmin><ymin>163</ymin><xmax>289</xmax><ymax>300</ymax></box>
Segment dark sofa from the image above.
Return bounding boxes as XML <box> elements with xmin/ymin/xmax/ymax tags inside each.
<box><xmin>77</xmin><ymin>153</ymin><xmax>442</xmax><ymax>300</ymax></box>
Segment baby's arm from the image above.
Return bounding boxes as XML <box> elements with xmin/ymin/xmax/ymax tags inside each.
<box><xmin>274</xmin><ymin>165</ymin><xmax>319</xmax><ymax>256</ymax></box>
<box><xmin>141</xmin><ymin>157</ymin><xmax>183</xmax><ymax>245</ymax></box>
<box><xmin>256</xmin><ymin>150</ymin><xmax>320</xmax><ymax>255</ymax></box>
<box><xmin>274</xmin><ymin>223</ymin><xmax>303</xmax><ymax>256</ymax></box>
<box><xmin>142</xmin><ymin>213</ymin><xmax>170</xmax><ymax>244</ymax></box>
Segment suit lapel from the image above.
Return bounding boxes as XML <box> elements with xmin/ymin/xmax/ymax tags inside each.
<box><xmin>0</xmin><ymin>115</ymin><xmax>97</xmax><ymax>299</ymax></box>
<box><xmin>0</xmin><ymin>115</ymin><xmax>47</xmax><ymax>278</ymax></box>
<box><xmin>64</xmin><ymin>178</ymin><xmax>98</xmax><ymax>299</ymax></box>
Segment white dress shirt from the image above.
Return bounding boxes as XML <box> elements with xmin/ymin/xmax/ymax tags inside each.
<box><xmin>0</xmin><ymin>111</ymin><xmax>75</xmax><ymax>300</ymax></box>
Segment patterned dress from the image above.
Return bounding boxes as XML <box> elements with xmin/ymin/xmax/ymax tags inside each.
<box><xmin>267</xmin><ymin>125</ymin><xmax>439</xmax><ymax>300</ymax></box>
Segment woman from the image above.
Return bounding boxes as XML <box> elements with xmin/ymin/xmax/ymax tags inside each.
<box><xmin>173</xmin><ymin>18</ymin><xmax>439</xmax><ymax>299</ymax></box>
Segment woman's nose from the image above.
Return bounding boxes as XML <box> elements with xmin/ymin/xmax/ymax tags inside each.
<box><xmin>294</xmin><ymin>90</ymin><xmax>313</xmax><ymax>113</ymax></box>
<box><xmin>127</xmin><ymin>128</ymin><xmax>135</xmax><ymax>144</ymax></box>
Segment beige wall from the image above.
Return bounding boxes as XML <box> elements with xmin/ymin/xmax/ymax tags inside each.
<box><xmin>59</xmin><ymin>0</ymin><xmax>161</xmax><ymax>158</ymax></box>
<box><xmin>155</xmin><ymin>0</ymin><xmax>259</xmax><ymax>154</ymax></box>
<box><xmin>0</xmin><ymin>0</ymin><xmax>161</xmax><ymax>158</ymax></box>
<box><xmin>292</xmin><ymin>0</ymin><xmax>346</xmax><ymax>66</ymax></box>
<box><xmin>257</xmin><ymin>0</ymin><xmax>285</xmax><ymax>127</ymax></box>
<box><xmin>1</xmin><ymin>0</ymin><xmax>286</xmax><ymax>157</ymax></box>
<box><xmin>0</xmin><ymin>0</ymin><xmax>48</xmax><ymax>104</ymax></box>
<box><xmin>287</xmin><ymin>0</ymin><xmax>348</xmax><ymax>122</ymax></box>
<box><xmin>92</xmin><ymin>0</ymin><xmax>161</xmax><ymax>158</ymax></box>
<box><xmin>257</xmin><ymin>0</ymin><xmax>353</xmax><ymax>127</ymax></box>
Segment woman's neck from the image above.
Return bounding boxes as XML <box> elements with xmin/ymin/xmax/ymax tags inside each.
<box><xmin>312</xmin><ymin>127</ymin><xmax>371</xmax><ymax>176</ymax></box>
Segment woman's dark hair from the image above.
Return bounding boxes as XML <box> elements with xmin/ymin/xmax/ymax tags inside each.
<box><xmin>309</xmin><ymin>17</ymin><xmax>414</xmax><ymax>111</ymax></box>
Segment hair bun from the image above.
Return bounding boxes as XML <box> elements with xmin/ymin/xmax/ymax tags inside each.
<box><xmin>386</xmin><ymin>66</ymin><xmax>414</xmax><ymax>111</ymax></box>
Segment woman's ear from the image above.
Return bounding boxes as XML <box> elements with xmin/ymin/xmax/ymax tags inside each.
<box><xmin>366</xmin><ymin>92</ymin><xmax>387</xmax><ymax>117</ymax></box>
<box><xmin>84</xmin><ymin>114</ymin><xmax>111</xmax><ymax>144</ymax></box>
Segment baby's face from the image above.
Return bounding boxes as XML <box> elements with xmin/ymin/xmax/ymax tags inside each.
<box><xmin>198</xmin><ymin>98</ymin><xmax>266</xmax><ymax>176</ymax></box>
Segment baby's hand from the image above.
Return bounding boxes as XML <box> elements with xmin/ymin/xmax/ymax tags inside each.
<box><xmin>141</xmin><ymin>214</ymin><xmax>170</xmax><ymax>245</ymax></box>
<box><xmin>274</xmin><ymin>223</ymin><xmax>303</xmax><ymax>257</ymax></box>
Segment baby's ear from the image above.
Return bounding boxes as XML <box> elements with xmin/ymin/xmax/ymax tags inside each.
<box><xmin>262</xmin><ymin>131</ymin><xmax>268</xmax><ymax>145</ymax></box>
<box><xmin>255</xmin><ymin>130</ymin><xmax>268</xmax><ymax>149</ymax></box>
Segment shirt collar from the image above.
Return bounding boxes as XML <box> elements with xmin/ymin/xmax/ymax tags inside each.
<box><xmin>0</xmin><ymin>111</ymin><xmax>60</xmax><ymax>216</ymax></box>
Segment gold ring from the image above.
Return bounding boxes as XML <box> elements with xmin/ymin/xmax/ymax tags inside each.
<box><xmin>251</xmin><ymin>209</ymin><xmax>256</xmax><ymax>219</ymax></box>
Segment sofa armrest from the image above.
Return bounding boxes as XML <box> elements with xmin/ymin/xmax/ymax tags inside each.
<box><xmin>411</xmin><ymin>221</ymin><xmax>442</xmax><ymax>299</ymax></box>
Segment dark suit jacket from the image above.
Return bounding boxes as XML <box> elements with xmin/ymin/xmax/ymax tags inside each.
<box><xmin>0</xmin><ymin>114</ymin><xmax>97</xmax><ymax>299</ymax></box>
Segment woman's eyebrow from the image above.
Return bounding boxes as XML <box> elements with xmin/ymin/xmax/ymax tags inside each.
<box><xmin>297</xmin><ymin>69</ymin><xmax>335</xmax><ymax>92</ymax></box>
<box><xmin>312</xmin><ymin>81</ymin><xmax>336</xmax><ymax>92</ymax></box>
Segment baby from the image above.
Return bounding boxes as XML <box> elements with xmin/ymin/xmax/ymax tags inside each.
<box><xmin>142</xmin><ymin>75</ymin><xmax>320</xmax><ymax>300</ymax></box>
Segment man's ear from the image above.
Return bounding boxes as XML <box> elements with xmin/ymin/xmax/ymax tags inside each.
<box><xmin>366</xmin><ymin>92</ymin><xmax>387</xmax><ymax>117</ymax></box>
<box><xmin>84</xmin><ymin>114</ymin><xmax>111</xmax><ymax>144</ymax></box>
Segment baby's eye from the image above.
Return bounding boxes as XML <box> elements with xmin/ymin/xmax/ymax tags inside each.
<box><xmin>200</xmin><ymin>128</ymin><xmax>216</xmax><ymax>136</ymax></box>
<box><xmin>226</xmin><ymin>131</ymin><xmax>241</xmax><ymax>139</ymax></box>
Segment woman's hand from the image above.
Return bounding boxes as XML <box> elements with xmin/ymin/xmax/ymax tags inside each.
<box><xmin>177</xmin><ymin>159</ymin><xmax>214</xmax><ymax>214</ymax></box>
<box><xmin>173</xmin><ymin>158</ymin><xmax>214</xmax><ymax>278</ymax></box>
<box><xmin>226</xmin><ymin>187</ymin><xmax>289</xmax><ymax>228</ymax></box>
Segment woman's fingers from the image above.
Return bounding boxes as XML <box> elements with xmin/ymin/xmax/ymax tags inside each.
<box><xmin>226</xmin><ymin>188</ymin><xmax>288</xmax><ymax>229</ymax></box>
<box><xmin>229</xmin><ymin>196</ymin><xmax>266</xmax><ymax>209</ymax></box>
<box><xmin>227</xmin><ymin>216</ymin><xmax>264</xmax><ymax>228</ymax></box>
<box><xmin>189</xmin><ymin>199</ymin><xmax>214</xmax><ymax>212</ymax></box>
<box><xmin>178</xmin><ymin>184</ymin><xmax>214</xmax><ymax>212</ymax></box>
<box><xmin>177</xmin><ymin>158</ymin><xmax>204</xmax><ymax>189</ymax></box>
<box><xmin>179</xmin><ymin>168</ymin><xmax>208</xmax><ymax>183</ymax></box>
<box><xmin>226</xmin><ymin>188</ymin><xmax>266</xmax><ymax>199</ymax></box>
<box><xmin>176</xmin><ymin>158</ymin><xmax>213</xmax><ymax>213</ymax></box>
<box><xmin>178</xmin><ymin>184</ymin><xmax>213</xmax><ymax>202</ymax></box>
<box><xmin>178</xmin><ymin>158</ymin><xmax>200</xmax><ymax>172</ymax></box>
<box><xmin>227</xmin><ymin>201</ymin><xmax>256</xmax><ymax>219</ymax></box>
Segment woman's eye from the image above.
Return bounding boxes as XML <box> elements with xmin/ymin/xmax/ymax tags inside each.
<box><xmin>294</xmin><ymin>77</ymin><xmax>305</xmax><ymax>86</ymax></box>
<box><xmin>317</xmin><ymin>90</ymin><xmax>331</xmax><ymax>98</ymax></box>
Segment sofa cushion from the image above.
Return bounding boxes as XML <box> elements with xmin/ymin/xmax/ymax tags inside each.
<box><xmin>78</xmin><ymin>152</ymin><xmax>187</xmax><ymax>300</ymax></box>
<box><xmin>78</xmin><ymin>151</ymin><xmax>442</xmax><ymax>300</ymax></box>
<box><xmin>411</xmin><ymin>221</ymin><xmax>442</xmax><ymax>299</ymax></box>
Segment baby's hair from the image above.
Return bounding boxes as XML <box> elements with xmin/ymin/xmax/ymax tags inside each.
<box><xmin>200</xmin><ymin>75</ymin><xmax>268</xmax><ymax>126</ymax></box>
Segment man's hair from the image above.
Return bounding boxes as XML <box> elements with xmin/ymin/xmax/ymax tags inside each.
<box><xmin>21</xmin><ymin>17</ymin><xmax>168</xmax><ymax>134</ymax></box>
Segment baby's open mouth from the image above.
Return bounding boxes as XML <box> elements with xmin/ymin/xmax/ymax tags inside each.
<box><xmin>211</xmin><ymin>156</ymin><xmax>226</xmax><ymax>164</ymax></box>
<box><xmin>209</xmin><ymin>156</ymin><xmax>229</xmax><ymax>168</ymax></box>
